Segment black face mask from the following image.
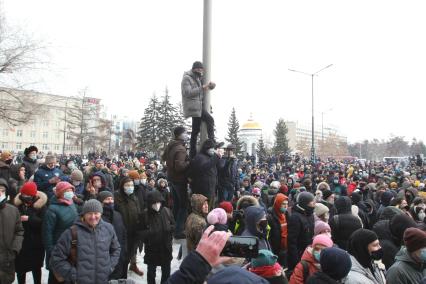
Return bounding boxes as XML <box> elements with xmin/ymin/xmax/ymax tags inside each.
<box><xmin>258</xmin><ymin>220</ymin><xmax>268</xmax><ymax>232</ymax></box>
<box><xmin>19</xmin><ymin>195</ymin><xmax>34</xmax><ymax>204</ymax></box>
<box><xmin>371</xmin><ymin>248</ymin><xmax>383</xmax><ymax>261</ymax></box>
<box><xmin>305</xmin><ymin>206</ymin><xmax>315</xmax><ymax>216</ymax></box>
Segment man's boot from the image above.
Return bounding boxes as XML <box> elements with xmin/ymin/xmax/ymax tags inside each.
<box><xmin>129</xmin><ymin>263</ymin><xmax>144</xmax><ymax>276</ymax></box>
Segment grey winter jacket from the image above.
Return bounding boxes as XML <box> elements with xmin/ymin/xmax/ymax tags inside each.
<box><xmin>50</xmin><ymin>218</ymin><xmax>120</xmax><ymax>284</ymax></box>
<box><xmin>386</xmin><ymin>246</ymin><xmax>426</xmax><ymax>284</ymax></box>
<box><xmin>345</xmin><ymin>255</ymin><xmax>386</xmax><ymax>284</ymax></box>
<box><xmin>0</xmin><ymin>202</ymin><xmax>24</xmax><ymax>269</ymax></box>
<box><xmin>181</xmin><ymin>70</ymin><xmax>204</xmax><ymax>118</ymax></box>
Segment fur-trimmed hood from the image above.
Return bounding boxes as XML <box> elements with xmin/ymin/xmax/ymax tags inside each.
<box><xmin>236</xmin><ymin>195</ymin><xmax>259</xmax><ymax>210</ymax></box>
<box><xmin>14</xmin><ymin>191</ymin><xmax>48</xmax><ymax>209</ymax></box>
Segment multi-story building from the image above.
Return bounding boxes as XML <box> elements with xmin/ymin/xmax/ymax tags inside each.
<box><xmin>239</xmin><ymin>115</ymin><xmax>262</xmax><ymax>157</ymax></box>
<box><xmin>0</xmin><ymin>88</ymin><xmax>106</xmax><ymax>155</ymax></box>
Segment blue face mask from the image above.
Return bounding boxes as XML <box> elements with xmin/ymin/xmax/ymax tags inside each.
<box><xmin>420</xmin><ymin>248</ymin><xmax>426</xmax><ymax>262</ymax></box>
<box><xmin>63</xmin><ymin>192</ymin><xmax>74</xmax><ymax>201</ymax></box>
<box><xmin>124</xmin><ymin>187</ymin><xmax>134</xmax><ymax>195</ymax></box>
<box><xmin>313</xmin><ymin>251</ymin><xmax>321</xmax><ymax>262</ymax></box>
<box><xmin>280</xmin><ymin>207</ymin><xmax>287</xmax><ymax>213</ymax></box>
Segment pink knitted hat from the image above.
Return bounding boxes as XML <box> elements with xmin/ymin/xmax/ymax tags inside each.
<box><xmin>207</xmin><ymin>208</ymin><xmax>228</xmax><ymax>225</ymax></box>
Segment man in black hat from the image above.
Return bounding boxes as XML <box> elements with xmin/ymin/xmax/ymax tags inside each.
<box><xmin>181</xmin><ymin>61</ymin><xmax>218</xmax><ymax>158</ymax></box>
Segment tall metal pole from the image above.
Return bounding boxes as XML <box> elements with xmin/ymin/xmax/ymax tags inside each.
<box><xmin>311</xmin><ymin>75</ymin><xmax>315</xmax><ymax>163</ymax></box>
<box><xmin>200</xmin><ymin>0</ymin><xmax>211</xmax><ymax>144</ymax></box>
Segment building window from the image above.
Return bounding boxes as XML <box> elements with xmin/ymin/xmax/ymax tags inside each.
<box><xmin>17</xmin><ymin>130</ymin><xmax>23</xmax><ymax>137</ymax></box>
<box><xmin>30</xmin><ymin>131</ymin><xmax>36</xmax><ymax>138</ymax></box>
<box><xmin>16</xmin><ymin>143</ymin><xmax>22</xmax><ymax>150</ymax></box>
<box><xmin>3</xmin><ymin>129</ymin><xmax>8</xmax><ymax>136</ymax></box>
<box><xmin>56</xmin><ymin>121</ymin><xmax>61</xmax><ymax>128</ymax></box>
<box><xmin>42</xmin><ymin>144</ymin><xmax>48</xmax><ymax>151</ymax></box>
<box><xmin>43</xmin><ymin>132</ymin><xmax>48</xmax><ymax>139</ymax></box>
<box><xmin>1</xmin><ymin>142</ymin><xmax>7</xmax><ymax>149</ymax></box>
<box><xmin>43</xmin><ymin>120</ymin><xmax>49</xmax><ymax>127</ymax></box>
<box><xmin>55</xmin><ymin>131</ymin><xmax>61</xmax><ymax>140</ymax></box>
<box><xmin>54</xmin><ymin>144</ymin><xmax>60</xmax><ymax>151</ymax></box>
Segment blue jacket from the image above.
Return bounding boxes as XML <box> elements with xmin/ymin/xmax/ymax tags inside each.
<box><xmin>34</xmin><ymin>165</ymin><xmax>64</xmax><ymax>199</ymax></box>
<box><xmin>50</xmin><ymin>219</ymin><xmax>120</xmax><ymax>284</ymax></box>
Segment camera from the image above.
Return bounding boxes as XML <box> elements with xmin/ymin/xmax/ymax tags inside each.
<box><xmin>221</xmin><ymin>236</ymin><xmax>259</xmax><ymax>258</ymax></box>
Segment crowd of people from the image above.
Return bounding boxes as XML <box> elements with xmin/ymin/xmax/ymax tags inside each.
<box><xmin>0</xmin><ymin>61</ymin><xmax>426</xmax><ymax>283</ymax></box>
<box><xmin>1</xmin><ymin>125</ymin><xmax>426</xmax><ymax>284</ymax></box>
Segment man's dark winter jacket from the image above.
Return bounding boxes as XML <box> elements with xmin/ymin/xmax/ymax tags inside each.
<box><xmin>162</xmin><ymin>139</ymin><xmax>189</xmax><ymax>183</ymax></box>
<box><xmin>34</xmin><ymin>165</ymin><xmax>63</xmax><ymax>199</ymax></box>
<box><xmin>287</xmin><ymin>204</ymin><xmax>314</xmax><ymax>271</ymax></box>
<box><xmin>329</xmin><ymin>196</ymin><xmax>362</xmax><ymax>251</ymax></box>
<box><xmin>50</xmin><ymin>218</ymin><xmax>120</xmax><ymax>284</ymax></box>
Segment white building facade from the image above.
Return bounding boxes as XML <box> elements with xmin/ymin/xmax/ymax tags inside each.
<box><xmin>239</xmin><ymin>116</ymin><xmax>262</xmax><ymax>157</ymax></box>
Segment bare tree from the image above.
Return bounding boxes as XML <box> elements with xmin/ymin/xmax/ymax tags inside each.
<box><xmin>0</xmin><ymin>7</ymin><xmax>49</xmax><ymax>126</ymax></box>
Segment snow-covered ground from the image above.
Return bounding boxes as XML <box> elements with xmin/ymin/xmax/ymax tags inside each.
<box><xmin>13</xmin><ymin>239</ymin><xmax>187</xmax><ymax>284</ymax></box>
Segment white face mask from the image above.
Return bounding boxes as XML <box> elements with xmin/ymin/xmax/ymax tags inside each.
<box><xmin>152</xmin><ymin>202</ymin><xmax>161</xmax><ymax>212</ymax></box>
<box><xmin>134</xmin><ymin>180</ymin><xmax>140</xmax><ymax>185</ymax></box>
<box><xmin>207</xmin><ymin>148</ymin><xmax>215</xmax><ymax>156</ymax></box>
<box><xmin>418</xmin><ymin>211</ymin><xmax>426</xmax><ymax>221</ymax></box>
<box><xmin>0</xmin><ymin>194</ymin><xmax>6</xmax><ymax>203</ymax></box>
<box><xmin>141</xmin><ymin>179</ymin><xmax>147</xmax><ymax>185</ymax></box>
<box><xmin>124</xmin><ymin>187</ymin><xmax>134</xmax><ymax>195</ymax></box>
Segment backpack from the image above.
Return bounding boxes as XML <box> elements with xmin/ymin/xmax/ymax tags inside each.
<box><xmin>54</xmin><ymin>225</ymin><xmax>78</xmax><ymax>282</ymax></box>
<box><xmin>301</xmin><ymin>260</ymin><xmax>309</xmax><ymax>284</ymax></box>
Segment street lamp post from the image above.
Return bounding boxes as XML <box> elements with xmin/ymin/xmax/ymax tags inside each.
<box><xmin>288</xmin><ymin>64</ymin><xmax>333</xmax><ymax>163</ymax></box>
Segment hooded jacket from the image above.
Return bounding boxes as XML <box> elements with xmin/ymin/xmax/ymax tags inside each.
<box><xmin>372</xmin><ymin>219</ymin><xmax>400</xmax><ymax>269</ymax></box>
<box><xmin>267</xmin><ymin>193</ymin><xmax>288</xmax><ymax>258</ymax></box>
<box><xmin>22</xmin><ymin>156</ymin><xmax>38</xmax><ymax>180</ymax></box>
<box><xmin>230</xmin><ymin>195</ymin><xmax>259</xmax><ymax>235</ymax></box>
<box><xmin>13</xmin><ymin>191</ymin><xmax>47</xmax><ymax>272</ymax></box>
<box><xmin>345</xmin><ymin>255</ymin><xmax>386</xmax><ymax>284</ymax></box>
<box><xmin>0</xmin><ymin>178</ymin><xmax>24</xmax><ymax>278</ymax></box>
<box><xmin>185</xmin><ymin>194</ymin><xmax>208</xmax><ymax>252</ymax></box>
<box><xmin>142</xmin><ymin>190</ymin><xmax>175</xmax><ymax>265</ymax></box>
<box><xmin>386</xmin><ymin>247</ymin><xmax>426</xmax><ymax>284</ymax></box>
<box><xmin>242</xmin><ymin>206</ymin><xmax>271</xmax><ymax>250</ymax></box>
<box><xmin>329</xmin><ymin>196</ymin><xmax>362</xmax><ymax>251</ymax></box>
<box><xmin>290</xmin><ymin>246</ymin><xmax>320</xmax><ymax>284</ymax></box>
<box><xmin>49</xmin><ymin>218</ymin><xmax>120</xmax><ymax>284</ymax></box>
<box><xmin>181</xmin><ymin>70</ymin><xmax>204</xmax><ymax>118</ymax></box>
<box><xmin>162</xmin><ymin>139</ymin><xmax>189</xmax><ymax>183</ymax></box>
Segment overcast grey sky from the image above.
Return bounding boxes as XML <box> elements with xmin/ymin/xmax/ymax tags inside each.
<box><xmin>3</xmin><ymin>0</ymin><xmax>426</xmax><ymax>144</ymax></box>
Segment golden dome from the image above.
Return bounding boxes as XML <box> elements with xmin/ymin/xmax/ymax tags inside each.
<box><xmin>241</xmin><ymin>116</ymin><xmax>262</xmax><ymax>130</ymax></box>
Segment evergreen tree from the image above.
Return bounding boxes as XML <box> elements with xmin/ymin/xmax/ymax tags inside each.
<box><xmin>257</xmin><ymin>134</ymin><xmax>267</xmax><ymax>163</ymax></box>
<box><xmin>137</xmin><ymin>93</ymin><xmax>161</xmax><ymax>156</ymax></box>
<box><xmin>157</xmin><ymin>87</ymin><xmax>180</xmax><ymax>150</ymax></box>
<box><xmin>273</xmin><ymin>118</ymin><xmax>290</xmax><ymax>155</ymax></box>
<box><xmin>225</xmin><ymin>107</ymin><xmax>243</xmax><ymax>157</ymax></box>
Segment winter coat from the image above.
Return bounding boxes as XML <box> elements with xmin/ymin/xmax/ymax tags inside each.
<box><xmin>101</xmin><ymin>206</ymin><xmax>127</xmax><ymax>280</ymax></box>
<box><xmin>42</xmin><ymin>195</ymin><xmax>78</xmax><ymax>268</ymax></box>
<box><xmin>188</xmin><ymin>152</ymin><xmax>225</xmax><ymax>200</ymax></box>
<box><xmin>34</xmin><ymin>164</ymin><xmax>64</xmax><ymax>199</ymax></box>
<box><xmin>162</xmin><ymin>139</ymin><xmax>189</xmax><ymax>183</ymax></box>
<box><xmin>181</xmin><ymin>70</ymin><xmax>204</xmax><ymax>118</ymax></box>
<box><xmin>114</xmin><ymin>190</ymin><xmax>142</xmax><ymax>252</ymax></box>
<box><xmin>218</xmin><ymin>156</ymin><xmax>239</xmax><ymax>189</ymax></box>
<box><xmin>165</xmin><ymin>251</ymin><xmax>212</xmax><ymax>284</ymax></box>
<box><xmin>22</xmin><ymin>156</ymin><xmax>38</xmax><ymax>179</ymax></box>
<box><xmin>267</xmin><ymin>194</ymin><xmax>289</xmax><ymax>265</ymax></box>
<box><xmin>0</xmin><ymin>161</ymin><xmax>16</xmax><ymax>199</ymax></box>
<box><xmin>287</xmin><ymin>205</ymin><xmax>315</xmax><ymax>271</ymax></box>
<box><xmin>185</xmin><ymin>194</ymin><xmax>208</xmax><ymax>252</ymax></box>
<box><xmin>306</xmin><ymin>271</ymin><xmax>339</xmax><ymax>284</ymax></box>
<box><xmin>141</xmin><ymin>190</ymin><xmax>175</xmax><ymax>265</ymax></box>
<box><xmin>241</xmin><ymin>206</ymin><xmax>271</xmax><ymax>250</ymax></box>
<box><xmin>290</xmin><ymin>247</ymin><xmax>320</xmax><ymax>284</ymax></box>
<box><xmin>86</xmin><ymin>167</ymin><xmax>114</xmax><ymax>192</ymax></box>
<box><xmin>329</xmin><ymin>197</ymin><xmax>363</xmax><ymax>251</ymax></box>
<box><xmin>0</xmin><ymin>199</ymin><xmax>24</xmax><ymax>281</ymax></box>
<box><xmin>49</xmin><ymin>218</ymin><xmax>121</xmax><ymax>284</ymax></box>
<box><xmin>13</xmin><ymin>191</ymin><xmax>47</xmax><ymax>272</ymax></box>
<box><xmin>372</xmin><ymin>219</ymin><xmax>400</xmax><ymax>269</ymax></box>
<box><xmin>345</xmin><ymin>255</ymin><xmax>386</xmax><ymax>284</ymax></box>
<box><xmin>386</xmin><ymin>246</ymin><xmax>426</xmax><ymax>284</ymax></box>
<box><xmin>230</xmin><ymin>195</ymin><xmax>260</xmax><ymax>235</ymax></box>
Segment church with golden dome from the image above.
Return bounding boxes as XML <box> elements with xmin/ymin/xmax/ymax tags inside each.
<box><xmin>239</xmin><ymin>115</ymin><xmax>262</xmax><ymax>157</ymax></box>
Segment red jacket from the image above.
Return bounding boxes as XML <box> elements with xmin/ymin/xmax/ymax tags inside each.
<box><xmin>289</xmin><ymin>246</ymin><xmax>320</xmax><ymax>284</ymax></box>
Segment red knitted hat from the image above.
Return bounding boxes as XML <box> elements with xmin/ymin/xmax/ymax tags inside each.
<box><xmin>55</xmin><ymin>181</ymin><xmax>75</xmax><ymax>198</ymax></box>
<box><xmin>218</xmin><ymin>201</ymin><xmax>233</xmax><ymax>214</ymax></box>
<box><xmin>20</xmin><ymin>182</ymin><xmax>37</xmax><ymax>197</ymax></box>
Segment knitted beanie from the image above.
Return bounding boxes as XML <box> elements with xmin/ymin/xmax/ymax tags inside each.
<box><xmin>314</xmin><ymin>220</ymin><xmax>331</xmax><ymax>236</ymax></box>
<box><xmin>314</xmin><ymin>203</ymin><xmax>329</xmax><ymax>217</ymax></box>
<box><xmin>403</xmin><ymin>227</ymin><xmax>426</xmax><ymax>253</ymax></box>
<box><xmin>218</xmin><ymin>201</ymin><xmax>233</xmax><ymax>214</ymax></box>
<box><xmin>251</xmin><ymin>249</ymin><xmax>278</xmax><ymax>268</ymax></box>
<box><xmin>207</xmin><ymin>208</ymin><xmax>228</xmax><ymax>225</ymax></box>
<box><xmin>82</xmin><ymin>199</ymin><xmax>103</xmax><ymax>215</ymax></box>
<box><xmin>55</xmin><ymin>182</ymin><xmax>74</xmax><ymax>198</ymax></box>
<box><xmin>70</xmin><ymin>170</ymin><xmax>83</xmax><ymax>182</ymax></box>
<box><xmin>320</xmin><ymin>247</ymin><xmax>352</xmax><ymax>280</ymax></box>
<box><xmin>312</xmin><ymin>234</ymin><xmax>333</xmax><ymax>248</ymax></box>
<box><xmin>98</xmin><ymin>191</ymin><xmax>113</xmax><ymax>203</ymax></box>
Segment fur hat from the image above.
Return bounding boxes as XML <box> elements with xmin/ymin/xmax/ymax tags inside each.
<box><xmin>70</xmin><ymin>170</ymin><xmax>83</xmax><ymax>182</ymax></box>
<box><xmin>128</xmin><ymin>170</ymin><xmax>140</xmax><ymax>180</ymax></box>
<box><xmin>24</xmin><ymin>146</ymin><xmax>38</xmax><ymax>157</ymax></box>
<box><xmin>218</xmin><ymin>201</ymin><xmax>233</xmax><ymax>214</ymax></box>
<box><xmin>207</xmin><ymin>208</ymin><xmax>228</xmax><ymax>225</ymax></box>
<box><xmin>0</xmin><ymin>151</ymin><xmax>12</xmax><ymax>162</ymax></box>
<box><xmin>314</xmin><ymin>203</ymin><xmax>329</xmax><ymax>217</ymax></box>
